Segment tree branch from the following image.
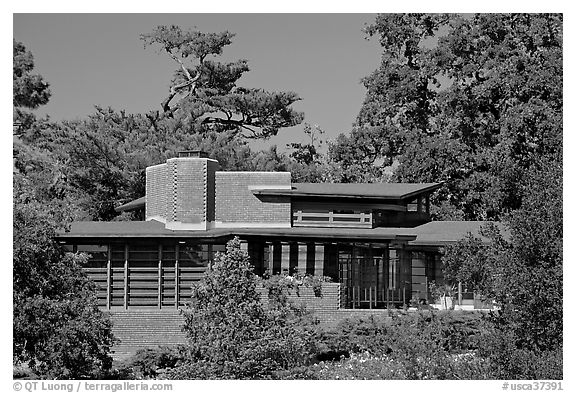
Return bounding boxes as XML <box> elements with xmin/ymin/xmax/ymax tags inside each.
<box><xmin>201</xmin><ymin>116</ymin><xmax>260</xmax><ymax>136</ymax></box>
<box><xmin>161</xmin><ymin>51</ymin><xmax>203</xmax><ymax>114</ymax></box>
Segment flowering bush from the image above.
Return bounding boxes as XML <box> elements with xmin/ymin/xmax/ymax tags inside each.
<box><xmin>261</xmin><ymin>271</ymin><xmax>331</xmax><ymax>304</ymax></box>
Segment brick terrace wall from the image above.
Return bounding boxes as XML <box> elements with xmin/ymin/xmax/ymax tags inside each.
<box><xmin>258</xmin><ymin>282</ymin><xmax>392</xmax><ymax>326</ymax></box>
<box><xmin>145</xmin><ymin>164</ymin><xmax>168</xmax><ymax>221</ymax></box>
<box><xmin>108</xmin><ymin>310</ymin><xmax>186</xmax><ymax>362</ymax></box>
<box><xmin>215</xmin><ymin>172</ymin><xmax>291</xmax><ymax>225</ymax></box>
<box><xmin>108</xmin><ymin>283</ymin><xmax>393</xmax><ymax>360</ymax></box>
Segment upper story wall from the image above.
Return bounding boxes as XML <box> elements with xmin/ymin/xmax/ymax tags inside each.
<box><xmin>146</xmin><ymin>156</ymin><xmax>291</xmax><ymax>230</ymax></box>
<box><xmin>215</xmin><ymin>172</ymin><xmax>292</xmax><ymax>228</ymax></box>
<box><xmin>144</xmin><ymin>155</ymin><xmax>434</xmax><ymax>231</ymax></box>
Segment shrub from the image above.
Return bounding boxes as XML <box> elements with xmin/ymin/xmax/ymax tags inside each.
<box><xmin>261</xmin><ymin>271</ymin><xmax>331</xmax><ymax>301</ymax></box>
<box><xmin>309</xmin><ymin>311</ymin><xmax>490</xmax><ymax>379</ymax></box>
<box><xmin>167</xmin><ymin>237</ymin><xmax>316</xmax><ymax>379</ymax></box>
<box><xmin>116</xmin><ymin>346</ymin><xmax>188</xmax><ymax>379</ymax></box>
<box><xmin>476</xmin><ymin>326</ymin><xmax>563</xmax><ymax>379</ymax></box>
<box><xmin>308</xmin><ymin>310</ymin><xmax>560</xmax><ymax>380</ymax></box>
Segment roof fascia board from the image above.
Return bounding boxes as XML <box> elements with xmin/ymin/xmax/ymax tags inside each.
<box><xmin>55</xmin><ymin>230</ymin><xmax>417</xmax><ymax>242</ymax></box>
<box><xmin>251</xmin><ymin>183</ymin><xmax>443</xmax><ymax>201</ymax></box>
<box><xmin>399</xmin><ymin>183</ymin><xmax>444</xmax><ymax>200</ymax></box>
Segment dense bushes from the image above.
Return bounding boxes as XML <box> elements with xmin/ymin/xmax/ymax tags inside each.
<box><xmin>162</xmin><ymin>238</ymin><xmax>317</xmax><ymax>379</ymax></box>
<box><xmin>307</xmin><ymin>312</ymin><xmax>487</xmax><ymax>380</ymax></box>
<box><xmin>306</xmin><ymin>312</ymin><xmax>561</xmax><ymax>380</ymax></box>
<box><xmin>119</xmin><ymin>309</ymin><xmax>562</xmax><ymax>380</ymax></box>
<box><xmin>114</xmin><ymin>346</ymin><xmax>188</xmax><ymax>379</ymax></box>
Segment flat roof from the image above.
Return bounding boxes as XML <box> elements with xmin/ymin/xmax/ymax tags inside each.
<box><xmin>252</xmin><ymin>182</ymin><xmax>442</xmax><ymax>200</ymax></box>
<box><xmin>115</xmin><ymin>182</ymin><xmax>442</xmax><ymax>212</ymax></box>
<box><xmin>57</xmin><ymin>220</ymin><xmax>415</xmax><ymax>242</ymax></box>
<box><xmin>57</xmin><ymin>219</ymin><xmax>504</xmax><ymax>246</ymax></box>
<box><xmin>406</xmin><ymin>221</ymin><xmax>506</xmax><ymax>246</ymax></box>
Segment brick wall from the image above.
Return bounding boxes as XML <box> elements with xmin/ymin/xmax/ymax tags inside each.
<box><xmin>108</xmin><ymin>310</ymin><xmax>186</xmax><ymax>362</ymax></box>
<box><xmin>146</xmin><ymin>159</ymin><xmax>290</xmax><ymax>227</ymax></box>
<box><xmin>146</xmin><ymin>157</ymin><xmax>218</xmax><ymax>225</ymax></box>
<box><xmin>257</xmin><ymin>282</ymin><xmax>341</xmax><ymax>311</ymax></box>
<box><xmin>215</xmin><ymin>172</ymin><xmax>291</xmax><ymax>225</ymax></box>
<box><xmin>168</xmin><ymin>158</ymin><xmax>207</xmax><ymax>224</ymax></box>
<box><xmin>257</xmin><ymin>282</ymin><xmax>393</xmax><ymax>326</ymax></box>
<box><xmin>145</xmin><ymin>164</ymin><xmax>168</xmax><ymax>221</ymax></box>
<box><xmin>206</xmin><ymin>160</ymin><xmax>219</xmax><ymax>222</ymax></box>
<box><xmin>108</xmin><ymin>283</ymin><xmax>394</xmax><ymax>360</ymax></box>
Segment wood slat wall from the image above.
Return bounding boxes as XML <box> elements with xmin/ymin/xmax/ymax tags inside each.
<box><xmin>81</xmin><ymin>243</ymin><xmax>209</xmax><ymax>310</ymax></box>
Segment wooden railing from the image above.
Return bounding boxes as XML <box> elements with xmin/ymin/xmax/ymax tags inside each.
<box><xmin>292</xmin><ymin>210</ymin><xmax>373</xmax><ymax>228</ymax></box>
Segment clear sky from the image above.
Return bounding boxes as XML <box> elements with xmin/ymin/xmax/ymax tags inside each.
<box><xmin>13</xmin><ymin>13</ymin><xmax>383</xmax><ymax>151</ymax></box>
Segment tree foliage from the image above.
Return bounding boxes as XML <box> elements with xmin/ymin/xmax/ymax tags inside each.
<box><xmin>170</xmin><ymin>238</ymin><xmax>315</xmax><ymax>379</ymax></box>
<box><xmin>16</xmin><ymin>25</ymin><xmax>308</xmax><ymax>220</ymax></box>
<box><xmin>13</xmin><ymin>40</ymin><xmax>51</xmax><ymax>131</ymax></box>
<box><xmin>13</xmin><ymin>42</ymin><xmax>116</xmax><ymax>379</ymax></box>
<box><xmin>141</xmin><ymin>25</ymin><xmax>304</xmax><ymax>139</ymax></box>
<box><xmin>329</xmin><ymin>14</ymin><xmax>562</xmax><ymax>220</ymax></box>
<box><xmin>442</xmin><ymin>156</ymin><xmax>562</xmax><ymax>352</ymax></box>
<box><xmin>13</xmin><ymin>174</ymin><xmax>115</xmax><ymax>378</ymax></box>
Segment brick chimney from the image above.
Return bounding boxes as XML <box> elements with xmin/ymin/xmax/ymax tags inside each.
<box><xmin>145</xmin><ymin>151</ymin><xmax>219</xmax><ymax>230</ymax></box>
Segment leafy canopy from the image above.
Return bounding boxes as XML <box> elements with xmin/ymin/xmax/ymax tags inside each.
<box><xmin>13</xmin><ymin>40</ymin><xmax>51</xmax><ymax>131</ymax></box>
<box><xmin>13</xmin><ymin>174</ymin><xmax>115</xmax><ymax>378</ymax></box>
<box><xmin>329</xmin><ymin>14</ymin><xmax>562</xmax><ymax>220</ymax></box>
<box><xmin>442</xmin><ymin>156</ymin><xmax>562</xmax><ymax>352</ymax></box>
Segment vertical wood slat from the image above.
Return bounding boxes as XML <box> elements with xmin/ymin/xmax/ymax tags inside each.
<box><xmin>158</xmin><ymin>244</ymin><xmax>162</xmax><ymax>309</ymax></box>
<box><xmin>280</xmin><ymin>242</ymin><xmax>290</xmax><ymax>273</ymax></box>
<box><xmin>175</xmin><ymin>243</ymin><xmax>180</xmax><ymax>309</ymax></box>
<box><xmin>297</xmin><ymin>243</ymin><xmax>307</xmax><ymax>275</ymax></box>
<box><xmin>124</xmin><ymin>243</ymin><xmax>128</xmax><ymax>310</ymax></box>
<box><xmin>374</xmin><ymin>251</ymin><xmax>378</xmax><ymax>307</ymax></box>
<box><xmin>266</xmin><ymin>242</ymin><xmax>273</xmax><ymax>275</ymax></box>
<box><xmin>314</xmin><ymin>244</ymin><xmax>324</xmax><ymax>277</ymax></box>
<box><xmin>369</xmin><ymin>285</ymin><xmax>373</xmax><ymax>309</ymax></box>
<box><xmin>106</xmin><ymin>244</ymin><xmax>111</xmax><ymax>310</ymax></box>
<box><xmin>306</xmin><ymin>243</ymin><xmax>315</xmax><ymax>276</ymax></box>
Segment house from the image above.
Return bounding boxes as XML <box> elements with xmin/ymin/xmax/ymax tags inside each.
<box><xmin>57</xmin><ymin>150</ymin><xmax>491</xmax><ymax>312</ymax></box>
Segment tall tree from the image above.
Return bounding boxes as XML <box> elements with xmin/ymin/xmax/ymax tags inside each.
<box><xmin>141</xmin><ymin>25</ymin><xmax>304</xmax><ymax>139</ymax></box>
<box><xmin>443</xmin><ymin>155</ymin><xmax>562</xmax><ymax>352</ymax></box>
<box><xmin>13</xmin><ymin>43</ymin><xmax>116</xmax><ymax>378</ymax></box>
<box><xmin>329</xmin><ymin>14</ymin><xmax>562</xmax><ymax>220</ymax></box>
<box><xmin>13</xmin><ymin>174</ymin><xmax>115</xmax><ymax>378</ymax></box>
<box><xmin>22</xmin><ymin>25</ymin><xmax>306</xmax><ymax>220</ymax></box>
